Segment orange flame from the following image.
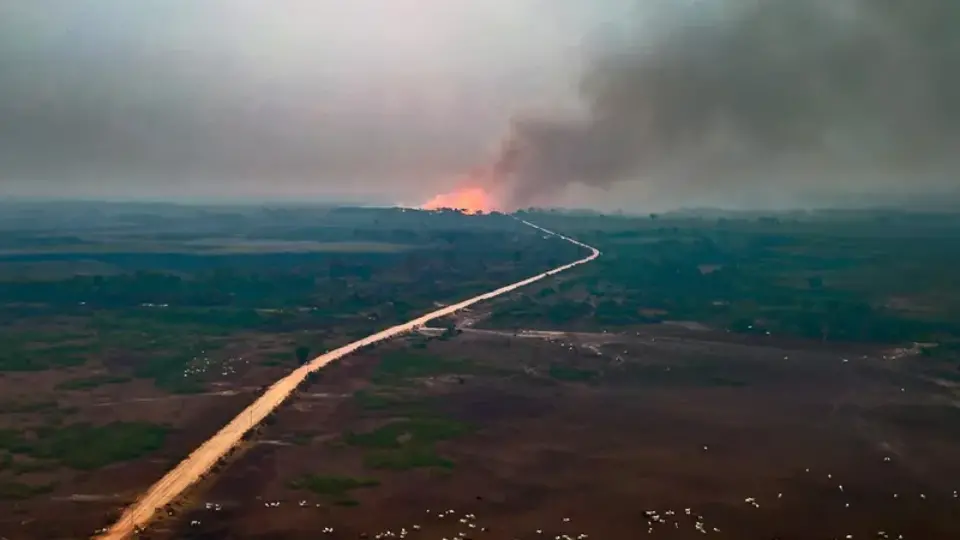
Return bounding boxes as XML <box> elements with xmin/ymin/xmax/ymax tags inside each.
<box><xmin>421</xmin><ymin>187</ymin><xmax>496</xmax><ymax>214</ymax></box>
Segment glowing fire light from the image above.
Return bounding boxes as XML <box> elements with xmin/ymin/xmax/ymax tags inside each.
<box><xmin>421</xmin><ymin>187</ymin><xmax>495</xmax><ymax>214</ymax></box>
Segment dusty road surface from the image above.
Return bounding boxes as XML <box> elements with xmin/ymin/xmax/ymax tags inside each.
<box><xmin>95</xmin><ymin>222</ymin><xmax>599</xmax><ymax>540</ymax></box>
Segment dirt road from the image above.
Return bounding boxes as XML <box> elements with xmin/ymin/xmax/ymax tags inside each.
<box><xmin>94</xmin><ymin>221</ymin><xmax>599</xmax><ymax>540</ymax></box>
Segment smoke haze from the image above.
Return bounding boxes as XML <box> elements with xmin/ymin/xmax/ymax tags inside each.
<box><xmin>0</xmin><ymin>1</ymin><xmax>603</xmax><ymax>203</ymax></box>
<box><xmin>1</xmin><ymin>1</ymin><xmax>958</xmax><ymax>210</ymax></box>
<box><xmin>494</xmin><ymin>0</ymin><xmax>960</xmax><ymax>209</ymax></box>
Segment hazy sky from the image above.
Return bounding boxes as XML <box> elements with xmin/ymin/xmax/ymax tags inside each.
<box><xmin>1</xmin><ymin>0</ymin><xmax>630</xmax><ymax>203</ymax></box>
<box><xmin>1</xmin><ymin>1</ymin><xmax>958</xmax><ymax>210</ymax></box>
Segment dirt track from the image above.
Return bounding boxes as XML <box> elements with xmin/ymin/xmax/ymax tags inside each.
<box><xmin>94</xmin><ymin>221</ymin><xmax>599</xmax><ymax>540</ymax></box>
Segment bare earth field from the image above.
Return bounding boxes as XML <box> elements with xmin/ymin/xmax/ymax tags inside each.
<box><xmin>144</xmin><ymin>325</ymin><xmax>960</xmax><ymax>540</ymax></box>
<box><xmin>0</xmin><ymin>326</ymin><xmax>323</xmax><ymax>539</ymax></box>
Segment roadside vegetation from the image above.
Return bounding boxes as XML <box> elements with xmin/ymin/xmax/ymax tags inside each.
<box><xmin>0</xmin><ymin>204</ymin><xmax>581</xmax><ymax>397</ymax></box>
<box><xmin>363</xmin><ymin>447</ymin><xmax>454</xmax><ymax>471</ymax></box>
<box><xmin>344</xmin><ymin>417</ymin><xmax>471</xmax><ymax>471</ymax></box>
<box><xmin>0</xmin><ymin>422</ymin><xmax>170</xmax><ymax>470</ymax></box>
<box><xmin>0</xmin><ymin>339</ymin><xmax>94</xmax><ymax>372</ymax></box>
<box><xmin>494</xmin><ymin>210</ymin><xmax>960</xmax><ymax>352</ymax></box>
<box><xmin>288</xmin><ymin>474</ymin><xmax>380</xmax><ymax>504</ymax></box>
<box><xmin>371</xmin><ymin>350</ymin><xmax>490</xmax><ymax>386</ymax></box>
<box><xmin>0</xmin><ymin>203</ymin><xmax>584</xmax><ymax>519</ymax></box>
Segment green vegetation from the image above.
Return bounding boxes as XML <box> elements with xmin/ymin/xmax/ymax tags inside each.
<box><xmin>288</xmin><ymin>474</ymin><xmax>379</xmax><ymax>505</ymax></box>
<box><xmin>295</xmin><ymin>345</ymin><xmax>311</xmax><ymax>365</ymax></box>
<box><xmin>344</xmin><ymin>417</ymin><xmax>471</xmax><ymax>471</ymax></box>
<box><xmin>497</xmin><ymin>209</ymin><xmax>960</xmax><ymax>346</ymax></box>
<box><xmin>0</xmin><ymin>204</ymin><xmax>584</xmax><ymax>403</ymax></box>
<box><xmin>0</xmin><ymin>206</ymin><xmax>579</xmax><ymax>325</ymax></box>
<box><xmin>364</xmin><ymin>446</ymin><xmax>454</xmax><ymax>471</ymax></box>
<box><xmin>0</xmin><ymin>340</ymin><xmax>93</xmax><ymax>372</ymax></box>
<box><xmin>0</xmin><ymin>422</ymin><xmax>170</xmax><ymax>470</ymax></box>
<box><xmin>131</xmin><ymin>351</ymin><xmax>207</xmax><ymax>394</ymax></box>
<box><xmin>371</xmin><ymin>350</ymin><xmax>487</xmax><ymax>386</ymax></box>
<box><xmin>55</xmin><ymin>374</ymin><xmax>131</xmax><ymax>391</ymax></box>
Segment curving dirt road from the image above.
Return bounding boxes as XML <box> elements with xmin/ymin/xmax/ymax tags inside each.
<box><xmin>95</xmin><ymin>221</ymin><xmax>599</xmax><ymax>539</ymax></box>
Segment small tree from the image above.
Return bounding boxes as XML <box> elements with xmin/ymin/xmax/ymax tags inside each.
<box><xmin>295</xmin><ymin>345</ymin><xmax>311</xmax><ymax>365</ymax></box>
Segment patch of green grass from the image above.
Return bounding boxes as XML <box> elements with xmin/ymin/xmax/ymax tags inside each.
<box><xmin>345</xmin><ymin>417</ymin><xmax>469</xmax><ymax>472</ymax></box>
<box><xmin>132</xmin><ymin>353</ymin><xmax>205</xmax><ymax>394</ymax></box>
<box><xmin>548</xmin><ymin>364</ymin><xmax>599</xmax><ymax>383</ymax></box>
<box><xmin>55</xmin><ymin>374</ymin><xmax>131</xmax><ymax>391</ymax></box>
<box><xmin>0</xmin><ymin>351</ymin><xmax>87</xmax><ymax>372</ymax></box>
<box><xmin>371</xmin><ymin>351</ymin><xmax>484</xmax><ymax>385</ymax></box>
<box><xmin>0</xmin><ymin>336</ymin><xmax>99</xmax><ymax>372</ymax></box>
<box><xmin>363</xmin><ymin>447</ymin><xmax>454</xmax><ymax>471</ymax></box>
<box><xmin>288</xmin><ymin>474</ymin><xmax>379</xmax><ymax>499</ymax></box>
<box><xmin>0</xmin><ymin>422</ymin><xmax>170</xmax><ymax>470</ymax></box>
<box><xmin>344</xmin><ymin>418</ymin><xmax>470</xmax><ymax>449</ymax></box>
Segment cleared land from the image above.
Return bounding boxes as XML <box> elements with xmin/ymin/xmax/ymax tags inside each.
<box><xmin>0</xmin><ymin>204</ymin><xmax>584</xmax><ymax>539</ymax></box>
<box><xmin>94</xmin><ymin>221</ymin><xmax>596</xmax><ymax>540</ymax></box>
<box><xmin>153</xmin><ymin>325</ymin><xmax>960</xmax><ymax>539</ymax></box>
<box><xmin>2</xmin><ymin>204</ymin><xmax>960</xmax><ymax>538</ymax></box>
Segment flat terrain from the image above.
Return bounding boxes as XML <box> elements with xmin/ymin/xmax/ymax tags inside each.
<box><xmin>2</xmin><ymin>204</ymin><xmax>960</xmax><ymax>538</ymax></box>
<box><xmin>0</xmin><ymin>203</ymin><xmax>582</xmax><ymax>539</ymax></box>
<box><xmin>154</xmin><ymin>325</ymin><xmax>960</xmax><ymax>539</ymax></box>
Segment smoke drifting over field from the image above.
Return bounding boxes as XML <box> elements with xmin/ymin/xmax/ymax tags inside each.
<box><xmin>492</xmin><ymin>0</ymin><xmax>960</xmax><ymax>209</ymax></box>
<box><xmin>1</xmin><ymin>1</ymin><xmax>957</xmax><ymax>209</ymax></box>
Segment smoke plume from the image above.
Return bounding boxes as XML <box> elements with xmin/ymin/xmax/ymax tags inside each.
<box><xmin>493</xmin><ymin>0</ymin><xmax>960</xmax><ymax>209</ymax></box>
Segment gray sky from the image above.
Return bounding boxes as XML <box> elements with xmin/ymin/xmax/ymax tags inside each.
<box><xmin>490</xmin><ymin>0</ymin><xmax>960</xmax><ymax>210</ymax></box>
<box><xmin>2</xmin><ymin>1</ymin><xmax>958</xmax><ymax>210</ymax></box>
<box><xmin>1</xmin><ymin>0</ymin><xmax>626</xmax><ymax>203</ymax></box>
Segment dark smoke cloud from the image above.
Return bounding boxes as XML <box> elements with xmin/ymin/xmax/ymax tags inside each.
<box><xmin>494</xmin><ymin>0</ymin><xmax>960</xmax><ymax>209</ymax></box>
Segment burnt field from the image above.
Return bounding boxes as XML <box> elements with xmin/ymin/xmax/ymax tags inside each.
<box><xmin>155</xmin><ymin>325</ymin><xmax>960</xmax><ymax>539</ymax></box>
<box><xmin>0</xmin><ymin>203</ymin><xmax>581</xmax><ymax>539</ymax></box>
<box><xmin>2</xmin><ymin>205</ymin><xmax>960</xmax><ymax>538</ymax></box>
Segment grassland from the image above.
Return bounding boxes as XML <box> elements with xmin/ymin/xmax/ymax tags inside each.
<box><xmin>0</xmin><ymin>422</ymin><xmax>170</xmax><ymax>470</ymax></box>
<box><xmin>492</xmin><ymin>209</ymin><xmax>960</xmax><ymax>350</ymax></box>
<box><xmin>370</xmin><ymin>350</ymin><xmax>490</xmax><ymax>386</ymax></box>
<box><xmin>135</xmin><ymin>207</ymin><xmax>960</xmax><ymax>540</ymax></box>
<box><xmin>289</xmin><ymin>473</ymin><xmax>382</xmax><ymax>505</ymax></box>
<box><xmin>0</xmin><ymin>202</ymin><xmax>586</xmax><ymax>539</ymax></box>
